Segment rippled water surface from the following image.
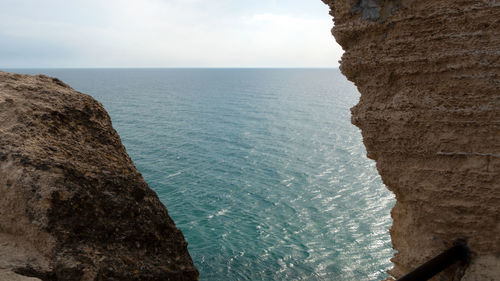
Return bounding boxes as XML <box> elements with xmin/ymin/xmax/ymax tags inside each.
<box><xmin>16</xmin><ymin>69</ymin><xmax>395</xmax><ymax>280</ymax></box>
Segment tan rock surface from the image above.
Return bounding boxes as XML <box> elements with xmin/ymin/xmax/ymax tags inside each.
<box><xmin>322</xmin><ymin>0</ymin><xmax>500</xmax><ymax>280</ymax></box>
<box><xmin>0</xmin><ymin>71</ymin><xmax>198</xmax><ymax>280</ymax></box>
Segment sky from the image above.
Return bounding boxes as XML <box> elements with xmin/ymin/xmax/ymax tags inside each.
<box><xmin>0</xmin><ymin>0</ymin><xmax>342</xmax><ymax>68</ymax></box>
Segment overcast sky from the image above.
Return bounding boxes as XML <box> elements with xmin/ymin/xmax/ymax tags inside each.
<box><xmin>0</xmin><ymin>0</ymin><xmax>342</xmax><ymax>68</ymax></box>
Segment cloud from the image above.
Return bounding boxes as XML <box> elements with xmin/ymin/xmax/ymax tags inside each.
<box><xmin>0</xmin><ymin>0</ymin><xmax>341</xmax><ymax>67</ymax></box>
<box><xmin>236</xmin><ymin>13</ymin><xmax>341</xmax><ymax>66</ymax></box>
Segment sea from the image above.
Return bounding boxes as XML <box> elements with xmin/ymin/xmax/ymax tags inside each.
<box><xmin>13</xmin><ymin>68</ymin><xmax>395</xmax><ymax>281</ymax></box>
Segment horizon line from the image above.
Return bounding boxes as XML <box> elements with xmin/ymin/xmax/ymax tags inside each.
<box><xmin>2</xmin><ymin>66</ymin><xmax>339</xmax><ymax>70</ymax></box>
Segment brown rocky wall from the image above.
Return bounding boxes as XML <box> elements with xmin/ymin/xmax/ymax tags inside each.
<box><xmin>0</xmin><ymin>72</ymin><xmax>198</xmax><ymax>281</ymax></box>
<box><xmin>322</xmin><ymin>0</ymin><xmax>500</xmax><ymax>280</ymax></box>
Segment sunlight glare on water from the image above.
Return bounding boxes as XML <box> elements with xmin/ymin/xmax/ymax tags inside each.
<box><xmin>17</xmin><ymin>68</ymin><xmax>395</xmax><ymax>281</ymax></box>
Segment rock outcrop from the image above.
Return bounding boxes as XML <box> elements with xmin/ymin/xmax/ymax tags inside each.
<box><xmin>0</xmin><ymin>72</ymin><xmax>198</xmax><ymax>281</ymax></box>
<box><xmin>322</xmin><ymin>1</ymin><xmax>500</xmax><ymax>280</ymax></box>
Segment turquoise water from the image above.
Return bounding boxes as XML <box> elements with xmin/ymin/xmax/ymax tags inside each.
<box><xmin>15</xmin><ymin>69</ymin><xmax>395</xmax><ymax>280</ymax></box>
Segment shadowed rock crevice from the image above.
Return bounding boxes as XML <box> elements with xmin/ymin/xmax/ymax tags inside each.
<box><xmin>350</xmin><ymin>0</ymin><xmax>401</xmax><ymax>22</ymax></box>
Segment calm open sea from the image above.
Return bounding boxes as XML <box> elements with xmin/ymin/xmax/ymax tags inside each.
<box><xmin>13</xmin><ymin>68</ymin><xmax>395</xmax><ymax>281</ymax></box>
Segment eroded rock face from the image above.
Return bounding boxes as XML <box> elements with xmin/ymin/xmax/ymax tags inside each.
<box><xmin>322</xmin><ymin>1</ymin><xmax>500</xmax><ymax>280</ymax></box>
<box><xmin>0</xmin><ymin>71</ymin><xmax>198</xmax><ymax>281</ymax></box>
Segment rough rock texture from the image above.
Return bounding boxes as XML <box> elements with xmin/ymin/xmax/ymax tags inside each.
<box><xmin>0</xmin><ymin>270</ymin><xmax>42</xmax><ymax>281</ymax></box>
<box><xmin>322</xmin><ymin>1</ymin><xmax>500</xmax><ymax>280</ymax></box>
<box><xmin>0</xmin><ymin>71</ymin><xmax>198</xmax><ymax>281</ymax></box>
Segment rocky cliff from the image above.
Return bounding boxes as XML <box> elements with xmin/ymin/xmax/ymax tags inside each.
<box><xmin>0</xmin><ymin>71</ymin><xmax>198</xmax><ymax>281</ymax></box>
<box><xmin>322</xmin><ymin>0</ymin><xmax>500</xmax><ymax>280</ymax></box>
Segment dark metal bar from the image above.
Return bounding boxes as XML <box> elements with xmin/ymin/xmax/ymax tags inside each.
<box><xmin>396</xmin><ymin>240</ymin><xmax>469</xmax><ymax>281</ymax></box>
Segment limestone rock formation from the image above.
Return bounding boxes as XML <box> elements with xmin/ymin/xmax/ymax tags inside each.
<box><xmin>0</xmin><ymin>71</ymin><xmax>198</xmax><ymax>281</ymax></box>
<box><xmin>322</xmin><ymin>0</ymin><xmax>500</xmax><ymax>280</ymax></box>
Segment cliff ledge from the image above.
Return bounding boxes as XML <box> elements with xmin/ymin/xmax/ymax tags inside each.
<box><xmin>0</xmin><ymin>71</ymin><xmax>198</xmax><ymax>281</ymax></box>
<box><xmin>322</xmin><ymin>1</ymin><xmax>500</xmax><ymax>280</ymax></box>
